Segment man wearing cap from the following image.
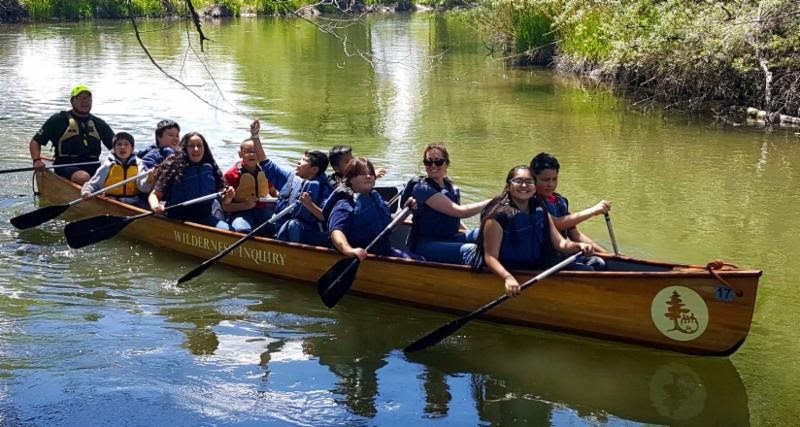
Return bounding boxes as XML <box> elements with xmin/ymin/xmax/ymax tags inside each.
<box><xmin>29</xmin><ymin>85</ymin><xmax>115</xmax><ymax>184</ymax></box>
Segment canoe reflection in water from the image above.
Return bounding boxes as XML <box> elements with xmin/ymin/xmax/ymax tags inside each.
<box><xmin>405</xmin><ymin>331</ymin><xmax>750</xmax><ymax>426</ymax></box>
<box><xmin>245</xmin><ymin>299</ymin><xmax>748</xmax><ymax>426</ymax></box>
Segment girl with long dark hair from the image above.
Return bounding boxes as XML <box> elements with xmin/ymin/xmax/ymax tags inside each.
<box><xmin>471</xmin><ymin>165</ymin><xmax>593</xmax><ymax>296</ymax></box>
<box><xmin>148</xmin><ymin>132</ymin><xmax>234</xmax><ymax>229</ymax></box>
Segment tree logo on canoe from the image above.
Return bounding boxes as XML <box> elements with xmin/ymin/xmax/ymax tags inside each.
<box><xmin>651</xmin><ymin>286</ymin><xmax>708</xmax><ymax>341</ymax></box>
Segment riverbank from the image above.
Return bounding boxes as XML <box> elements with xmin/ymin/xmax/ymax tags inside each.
<box><xmin>470</xmin><ymin>0</ymin><xmax>799</xmax><ymax>120</ymax></box>
<box><xmin>0</xmin><ymin>0</ymin><xmax>445</xmax><ymax>22</ymax></box>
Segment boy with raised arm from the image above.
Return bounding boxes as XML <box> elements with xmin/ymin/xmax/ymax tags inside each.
<box><xmin>251</xmin><ymin>125</ymin><xmax>332</xmax><ymax>244</ymax></box>
<box><xmin>222</xmin><ymin>120</ymin><xmax>278</xmax><ymax>234</ymax></box>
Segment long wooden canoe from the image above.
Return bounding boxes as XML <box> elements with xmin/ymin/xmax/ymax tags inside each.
<box><xmin>31</xmin><ymin>170</ymin><xmax>761</xmax><ymax>355</ymax></box>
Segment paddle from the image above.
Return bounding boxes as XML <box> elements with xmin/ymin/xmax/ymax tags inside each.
<box><xmin>176</xmin><ymin>201</ymin><xmax>299</xmax><ymax>285</ymax></box>
<box><xmin>317</xmin><ymin>206</ymin><xmax>412</xmax><ymax>308</ymax></box>
<box><xmin>0</xmin><ymin>160</ymin><xmax>100</xmax><ymax>175</ymax></box>
<box><xmin>403</xmin><ymin>252</ymin><xmax>580</xmax><ymax>353</ymax></box>
<box><xmin>10</xmin><ymin>172</ymin><xmax>148</xmax><ymax>230</ymax></box>
<box><xmin>604</xmin><ymin>213</ymin><xmax>619</xmax><ymax>255</ymax></box>
<box><xmin>63</xmin><ymin>191</ymin><xmax>225</xmax><ymax>249</ymax></box>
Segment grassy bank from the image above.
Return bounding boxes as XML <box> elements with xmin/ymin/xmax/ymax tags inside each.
<box><xmin>469</xmin><ymin>0</ymin><xmax>799</xmax><ymax>116</ymax></box>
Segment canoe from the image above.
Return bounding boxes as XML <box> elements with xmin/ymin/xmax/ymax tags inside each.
<box><xmin>31</xmin><ymin>169</ymin><xmax>761</xmax><ymax>355</ymax></box>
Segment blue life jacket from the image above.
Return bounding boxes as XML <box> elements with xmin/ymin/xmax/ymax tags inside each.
<box><xmin>410</xmin><ymin>177</ymin><xmax>461</xmax><ymax>243</ymax></box>
<box><xmin>327</xmin><ymin>188</ymin><xmax>392</xmax><ymax>252</ymax></box>
<box><xmin>165</xmin><ymin>163</ymin><xmax>218</xmax><ymax>221</ymax></box>
<box><xmin>275</xmin><ymin>174</ymin><xmax>330</xmax><ymax>230</ymax></box>
<box><xmin>495</xmin><ymin>200</ymin><xmax>550</xmax><ymax>269</ymax></box>
<box><xmin>542</xmin><ymin>193</ymin><xmax>569</xmax><ymax>237</ymax></box>
<box><xmin>349</xmin><ymin>191</ymin><xmax>391</xmax><ymax>248</ymax></box>
<box><xmin>140</xmin><ymin>146</ymin><xmax>175</xmax><ymax>170</ymax></box>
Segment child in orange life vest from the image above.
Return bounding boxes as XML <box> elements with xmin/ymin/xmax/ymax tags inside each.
<box><xmin>81</xmin><ymin>132</ymin><xmax>151</xmax><ymax>208</ymax></box>
<box><xmin>222</xmin><ymin>119</ymin><xmax>278</xmax><ymax>234</ymax></box>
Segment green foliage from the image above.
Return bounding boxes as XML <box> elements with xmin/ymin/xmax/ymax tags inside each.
<box><xmin>23</xmin><ymin>0</ymin><xmax>52</xmax><ymax>19</ymax></box>
<box><xmin>254</xmin><ymin>0</ymin><xmax>308</xmax><ymax>15</ymax></box>
<box><xmin>512</xmin><ymin>9</ymin><xmax>552</xmax><ymax>53</ymax></box>
<box><xmin>556</xmin><ymin>8</ymin><xmax>608</xmax><ymax>61</ymax></box>
<box><xmin>478</xmin><ymin>0</ymin><xmax>800</xmax><ymax>113</ymax></box>
<box><xmin>416</xmin><ymin>0</ymin><xmax>469</xmax><ymax>7</ymax></box>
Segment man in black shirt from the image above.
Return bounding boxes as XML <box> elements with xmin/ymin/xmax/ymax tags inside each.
<box><xmin>29</xmin><ymin>85</ymin><xmax>114</xmax><ymax>184</ymax></box>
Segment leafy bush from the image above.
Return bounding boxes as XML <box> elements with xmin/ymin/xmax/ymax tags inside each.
<box><xmin>477</xmin><ymin>0</ymin><xmax>800</xmax><ymax>113</ymax></box>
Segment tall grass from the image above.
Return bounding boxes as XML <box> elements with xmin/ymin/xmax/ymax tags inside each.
<box><xmin>475</xmin><ymin>0</ymin><xmax>800</xmax><ymax>114</ymax></box>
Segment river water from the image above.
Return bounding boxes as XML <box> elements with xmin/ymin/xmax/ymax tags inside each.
<box><xmin>0</xmin><ymin>13</ymin><xmax>797</xmax><ymax>426</ymax></box>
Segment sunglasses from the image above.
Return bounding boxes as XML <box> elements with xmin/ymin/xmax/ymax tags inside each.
<box><xmin>423</xmin><ymin>158</ymin><xmax>446</xmax><ymax>167</ymax></box>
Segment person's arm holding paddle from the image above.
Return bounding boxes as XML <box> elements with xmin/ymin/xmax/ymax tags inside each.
<box><xmin>481</xmin><ymin>214</ymin><xmax>592</xmax><ymax>296</ymax></box>
<box><xmin>148</xmin><ymin>189</ymin><xmax>166</xmax><ymax>215</ymax></box>
<box><xmin>80</xmin><ymin>161</ymin><xmax>112</xmax><ymax>199</ymax></box>
<box><xmin>299</xmin><ymin>192</ymin><xmax>324</xmax><ymax>222</ymax></box>
<box><xmin>566</xmin><ymin>226</ymin><xmax>608</xmax><ymax>254</ymax></box>
<box><xmin>29</xmin><ymin>139</ymin><xmax>46</xmax><ymax>172</ymax></box>
<box><xmin>331</xmin><ymin>229</ymin><xmax>367</xmax><ymax>262</ymax></box>
<box><xmin>550</xmin><ymin>199</ymin><xmax>611</xmax><ymax>232</ymax></box>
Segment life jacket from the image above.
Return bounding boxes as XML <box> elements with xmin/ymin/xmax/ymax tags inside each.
<box><xmin>103</xmin><ymin>157</ymin><xmax>139</xmax><ymax>197</ymax></box>
<box><xmin>329</xmin><ymin>189</ymin><xmax>391</xmax><ymax>248</ymax></box>
<box><xmin>234</xmin><ymin>164</ymin><xmax>270</xmax><ymax>201</ymax></box>
<box><xmin>166</xmin><ymin>163</ymin><xmax>218</xmax><ymax>220</ymax></box>
<box><xmin>493</xmin><ymin>199</ymin><xmax>551</xmax><ymax>269</ymax></box>
<box><xmin>56</xmin><ymin>112</ymin><xmax>102</xmax><ymax>161</ymax></box>
<box><xmin>409</xmin><ymin>177</ymin><xmax>461</xmax><ymax>243</ymax></box>
<box><xmin>400</xmin><ymin>175</ymin><xmax>424</xmax><ymax>208</ymax></box>
<box><xmin>327</xmin><ymin>173</ymin><xmax>343</xmax><ymax>190</ymax></box>
<box><xmin>542</xmin><ymin>193</ymin><xmax>569</xmax><ymax>237</ymax></box>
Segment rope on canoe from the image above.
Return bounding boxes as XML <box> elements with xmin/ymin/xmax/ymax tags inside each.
<box><xmin>706</xmin><ymin>259</ymin><xmax>744</xmax><ymax>297</ymax></box>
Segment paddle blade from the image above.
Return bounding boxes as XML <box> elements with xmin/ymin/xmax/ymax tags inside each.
<box><xmin>176</xmin><ymin>261</ymin><xmax>212</xmax><ymax>285</ymax></box>
<box><xmin>64</xmin><ymin>215</ymin><xmax>132</xmax><ymax>249</ymax></box>
<box><xmin>404</xmin><ymin>315</ymin><xmax>473</xmax><ymax>353</ymax></box>
<box><xmin>316</xmin><ymin>257</ymin><xmax>360</xmax><ymax>308</ymax></box>
<box><xmin>10</xmin><ymin>204</ymin><xmax>70</xmax><ymax>229</ymax></box>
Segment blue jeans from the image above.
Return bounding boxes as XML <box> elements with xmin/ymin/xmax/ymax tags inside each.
<box><xmin>276</xmin><ymin>219</ymin><xmax>330</xmax><ymax>247</ymax></box>
<box><xmin>196</xmin><ymin>215</ymin><xmax>230</xmax><ymax>231</ymax></box>
<box><xmin>413</xmin><ymin>229</ymin><xmax>479</xmax><ymax>265</ymax></box>
<box><xmin>230</xmin><ymin>208</ymin><xmax>274</xmax><ymax>234</ymax></box>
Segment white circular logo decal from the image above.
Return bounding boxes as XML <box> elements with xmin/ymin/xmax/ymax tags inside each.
<box><xmin>651</xmin><ymin>286</ymin><xmax>708</xmax><ymax>341</ymax></box>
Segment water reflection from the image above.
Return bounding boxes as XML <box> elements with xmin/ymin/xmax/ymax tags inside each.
<box><xmin>371</xmin><ymin>16</ymin><xmax>430</xmax><ymax>169</ymax></box>
<box><xmin>246</xmin><ymin>292</ymin><xmax>747</xmax><ymax>425</ymax></box>
<box><xmin>406</xmin><ymin>331</ymin><xmax>749</xmax><ymax>426</ymax></box>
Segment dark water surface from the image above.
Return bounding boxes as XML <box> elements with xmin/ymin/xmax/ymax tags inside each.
<box><xmin>0</xmin><ymin>14</ymin><xmax>797</xmax><ymax>426</ymax></box>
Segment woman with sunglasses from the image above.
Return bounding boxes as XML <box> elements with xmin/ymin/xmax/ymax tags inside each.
<box><xmin>407</xmin><ymin>143</ymin><xmax>491</xmax><ymax>264</ymax></box>
<box><xmin>470</xmin><ymin>165</ymin><xmax>594</xmax><ymax>296</ymax></box>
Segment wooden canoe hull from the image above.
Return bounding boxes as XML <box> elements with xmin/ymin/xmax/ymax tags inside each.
<box><xmin>33</xmin><ymin>170</ymin><xmax>761</xmax><ymax>355</ymax></box>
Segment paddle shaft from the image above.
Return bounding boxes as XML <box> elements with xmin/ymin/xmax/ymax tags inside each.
<box><xmin>365</xmin><ymin>206</ymin><xmax>411</xmax><ymax>252</ymax></box>
<box><xmin>404</xmin><ymin>253</ymin><xmax>580</xmax><ymax>353</ymax></box>
<box><xmin>604</xmin><ymin>213</ymin><xmax>619</xmax><ymax>255</ymax></box>
<box><xmin>78</xmin><ymin>190</ymin><xmax>224</xmax><ymax>232</ymax></box>
<box><xmin>176</xmin><ymin>201</ymin><xmax>299</xmax><ymax>284</ymax></box>
<box><xmin>478</xmin><ymin>253</ymin><xmax>579</xmax><ymax>314</ymax></box>
<box><xmin>69</xmin><ymin>172</ymin><xmax>149</xmax><ymax>207</ymax></box>
<box><xmin>319</xmin><ymin>206</ymin><xmax>412</xmax><ymax>303</ymax></box>
<box><xmin>1</xmin><ymin>160</ymin><xmax>100</xmax><ymax>175</ymax></box>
